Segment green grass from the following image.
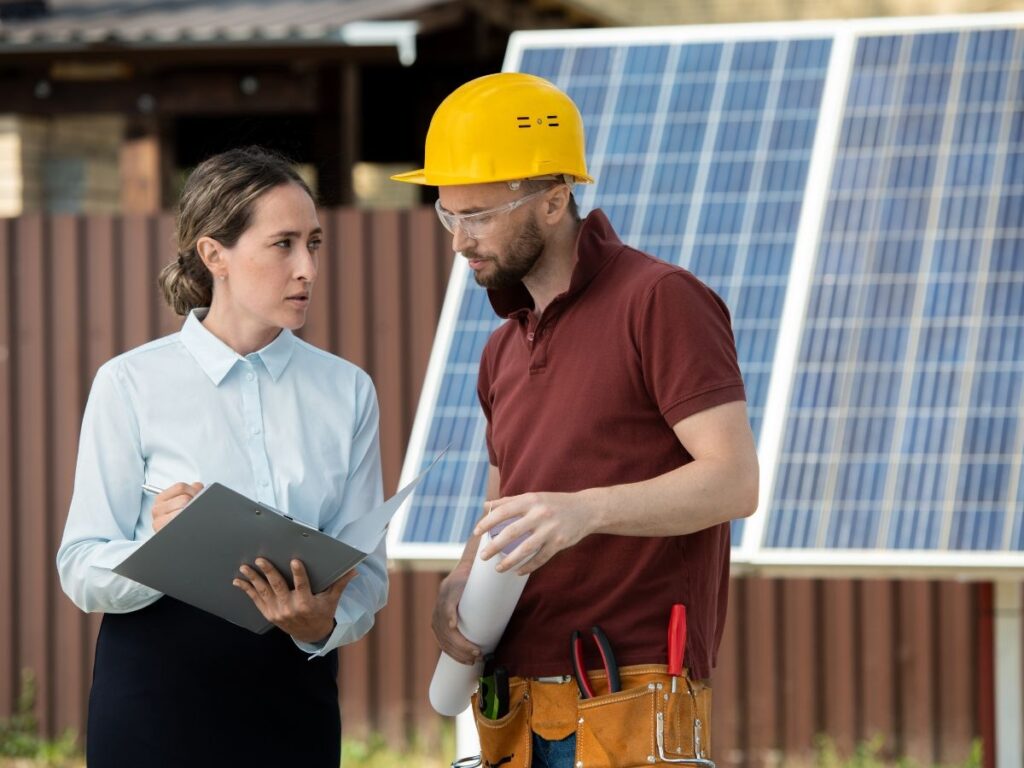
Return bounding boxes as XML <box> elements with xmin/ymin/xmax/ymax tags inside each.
<box><xmin>341</xmin><ymin>726</ymin><xmax>454</xmax><ymax>768</ymax></box>
<box><xmin>813</xmin><ymin>734</ymin><xmax>983</xmax><ymax>768</ymax></box>
<box><xmin>0</xmin><ymin>671</ymin><xmax>79</xmax><ymax>767</ymax></box>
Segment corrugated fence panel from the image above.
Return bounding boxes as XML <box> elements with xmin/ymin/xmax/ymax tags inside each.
<box><xmin>0</xmin><ymin>212</ymin><xmax>14</xmax><ymax>722</ymax></box>
<box><xmin>0</xmin><ymin>211</ymin><xmax>995</xmax><ymax>765</ymax></box>
<box><xmin>50</xmin><ymin>215</ymin><xmax>89</xmax><ymax>738</ymax></box>
<box><xmin>14</xmin><ymin>215</ymin><xmax>53</xmax><ymax>736</ymax></box>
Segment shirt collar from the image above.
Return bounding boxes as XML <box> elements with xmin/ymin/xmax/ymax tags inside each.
<box><xmin>180</xmin><ymin>309</ymin><xmax>296</xmax><ymax>385</ymax></box>
<box><xmin>487</xmin><ymin>209</ymin><xmax>624</xmax><ymax>318</ymax></box>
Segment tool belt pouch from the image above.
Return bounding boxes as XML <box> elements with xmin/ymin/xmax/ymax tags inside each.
<box><xmin>471</xmin><ymin>679</ymin><xmax>532</xmax><ymax>768</ymax></box>
<box><xmin>575</xmin><ymin>664</ymin><xmax>712</xmax><ymax>768</ymax></box>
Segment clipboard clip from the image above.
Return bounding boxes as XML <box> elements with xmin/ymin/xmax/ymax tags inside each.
<box><xmin>262</xmin><ymin>506</ymin><xmax>323</xmax><ymax>533</ymax></box>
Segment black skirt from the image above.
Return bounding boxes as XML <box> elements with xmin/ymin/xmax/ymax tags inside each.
<box><xmin>87</xmin><ymin>596</ymin><xmax>340</xmax><ymax>768</ymax></box>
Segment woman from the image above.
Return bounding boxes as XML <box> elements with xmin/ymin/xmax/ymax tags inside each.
<box><xmin>56</xmin><ymin>146</ymin><xmax>388</xmax><ymax>767</ymax></box>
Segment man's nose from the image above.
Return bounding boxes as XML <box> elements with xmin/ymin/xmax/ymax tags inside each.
<box><xmin>451</xmin><ymin>224</ymin><xmax>476</xmax><ymax>253</ymax></box>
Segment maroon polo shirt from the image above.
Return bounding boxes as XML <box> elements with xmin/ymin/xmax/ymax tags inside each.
<box><xmin>477</xmin><ymin>209</ymin><xmax>746</xmax><ymax>680</ymax></box>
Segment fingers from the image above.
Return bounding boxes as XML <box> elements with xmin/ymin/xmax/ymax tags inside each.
<box><xmin>431</xmin><ymin>574</ymin><xmax>480</xmax><ymax>664</ymax></box>
<box><xmin>233</xmin><ymin>575</ymin><xmax>260</xmax><ymax>603</ymax></box>
<box><xmin>254</xmin><ymin>558</ymin><xmax>291</xmax><ymax>595</ymax></box>
<box><xmin>157</xmin><ymin>481</ymin><xmax>201</xmax><ymax>504</ymax></box>
<box><xmin>290</xmin><ymin>559</ymin><xmax>310</xmax><ymax>593</ymax></box>
<box><xmin>151</xmin><ymin>481</ymin><xmax>204</xmax><ymax>533</ymax></box>
<box><xmin>473</xmin><ymin>496</ymin><xmax>516</xmax><ymax>536</ymax></box>
<box><xmin>431</xmin><ymin>602</ymin><xmax>480</xmax><ymax>664</ymax></box>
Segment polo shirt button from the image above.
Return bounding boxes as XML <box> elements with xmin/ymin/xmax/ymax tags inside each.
<box><xmin>527</xmin><ymin>332</ymin><xmax>535</xmax><ymax>342</ymax></box>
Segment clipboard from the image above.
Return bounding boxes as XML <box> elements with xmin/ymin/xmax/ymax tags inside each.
<box><xmin>113</xmin><ymin>483</ymin><xmax>367</xmax><ymax>633</ymax></box>
<box><xmin>112</xmin><ymin>448</ymin><xmax>448</xmax><ymax>634</ymax></box>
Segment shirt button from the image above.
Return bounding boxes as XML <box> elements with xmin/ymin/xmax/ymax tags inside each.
<box><xmin>251</xmin><ymin>426</ymin><xmax>261</xmax><ymax>435</ymax></box>
<box><xmin>247</xmin><ymin>372</ymin><xmax>256</xmax><ymax>382</ymax></box>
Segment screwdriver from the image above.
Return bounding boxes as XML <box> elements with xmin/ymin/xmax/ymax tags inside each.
<box><xmin>668</xmin><ymin>603</ymin><xmax>686</xmax><ymax>693</ymax></box>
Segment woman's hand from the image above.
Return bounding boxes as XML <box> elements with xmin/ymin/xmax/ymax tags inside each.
<box><xmin>233</xmin><ymin>558</ymin><xmax>354</xmax><ymax>644</ymax></box>
<box><xmin>151</xmin><ymin>482</ymin><xmax>204</xmax><ymax>533</ymax></box>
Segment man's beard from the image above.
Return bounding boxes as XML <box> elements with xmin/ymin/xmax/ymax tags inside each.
<box><xmin>467</xmin><ymin>217</ymin><xmax>545</xmax><ymax>290</ymax></box>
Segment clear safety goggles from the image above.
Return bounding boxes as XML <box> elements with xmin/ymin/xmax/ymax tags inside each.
<box><xmin>434</xmin><ymin>177</ymin><xmax>571</xmax><ymax>240</ymax></box>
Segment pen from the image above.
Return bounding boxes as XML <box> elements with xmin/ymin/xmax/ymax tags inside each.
<box><xmin>142</xmin><ymin>483</ymin><xmax>164</xmax><ymax>495</ymax></box>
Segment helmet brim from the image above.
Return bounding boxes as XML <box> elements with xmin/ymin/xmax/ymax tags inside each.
<box><xmin>390</xmin><ymin>168</ymin><xmax>429</xmax><ymax>185</ymax></box>
<box><xmin>390</xmin><ymin>169</ymin><xmax>596</xmax><ymax>186</ymax></box>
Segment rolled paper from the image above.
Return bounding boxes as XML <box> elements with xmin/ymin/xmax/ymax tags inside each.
<box><xmin>428</xmin><ymin>527</ymin><xmax>530</xmax><ymax>716</ymax></box>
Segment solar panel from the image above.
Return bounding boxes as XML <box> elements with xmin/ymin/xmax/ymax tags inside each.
<box><xmin>758</xmin><ymin>24</ymin><xmax>1024</xmax><ymax>568</ymax></box>
<box><xmin>390</xmin><ymin>15</ymin><xmax>1024</xmax><ymax>572</ymax></box>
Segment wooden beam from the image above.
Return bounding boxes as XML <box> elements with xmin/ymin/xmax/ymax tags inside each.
<box><xmin>0</xmin><ymin>70</ymin><xmax>319</xmax><ymax>115</ymax></box>
<box><xmin>0</xmin><ymin>44</ymin><xmax>401</xmax><ymax>68</ymax></box>
<box><xmin>314</xmin><ymin>63</ymin><xmax>359</xmax><ymax>206</ymax></box>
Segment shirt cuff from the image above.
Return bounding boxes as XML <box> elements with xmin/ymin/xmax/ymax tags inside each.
<box><xmin>662</xmin><ymin>381</ymin><xmax>746</xmax><ymax>427</ymax></box>
<box><xmin>294</xmin><ymin>598</ymin><xmax>372</xmax><ymax>658</ymax></box>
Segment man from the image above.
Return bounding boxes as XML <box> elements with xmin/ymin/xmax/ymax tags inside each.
<box><xmin>393</xmin><ymin>73</ymin><xmax>758</xmax><ymax>768</ymax></box>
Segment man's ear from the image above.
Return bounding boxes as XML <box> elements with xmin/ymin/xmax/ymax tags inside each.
<box><xmin>196</xmin><ymin>237</ymin><xmax>225</xmax><ymax>279</ymax></box>
<box><xmin>543</xmin><ymin>185</ymin><xmax>571</xmax><ymax>224</ymax></box>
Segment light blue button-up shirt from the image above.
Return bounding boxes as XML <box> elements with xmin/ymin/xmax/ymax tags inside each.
<box><xmin>57</xmin><ymin>309</ymin><xmax>388</xmax><ymax>656</ymax></box>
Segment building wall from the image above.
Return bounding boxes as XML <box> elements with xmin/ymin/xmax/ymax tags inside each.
<box><xmin>0</xmin><ymin>209</ymin><xmax>1001</xmax><ymax>766</ymax></box>
<box><xmin>0</xmin><ymin>114</ymin><xmax>123</xmax><ymax>217</ymax></box>
<box><xmin>570</xmin><ymin>0</ymin><xmax>1024</xmax><ymax>26</ymax></box>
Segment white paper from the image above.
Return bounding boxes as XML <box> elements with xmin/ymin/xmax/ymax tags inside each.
<box><xmin>429</xmin><ymin>532</ymin><xmax>530</xmax><ymax>716</ymax></box>
<box><xmin>339</xmin><ymin>448</ymin><xmax>448</xmax><ymax>553</ymax></box>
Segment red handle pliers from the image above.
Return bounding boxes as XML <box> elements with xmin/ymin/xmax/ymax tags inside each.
<box><xmin>571</xmin><ymin>625</ymin><xmax>621</xmax><ymax>699</ymax></box>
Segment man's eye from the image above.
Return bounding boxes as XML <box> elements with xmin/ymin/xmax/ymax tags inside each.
<box><xmin>474</xmin><ymin>214</ymin><xmax>495</xmax><ymax>226</ymax></box>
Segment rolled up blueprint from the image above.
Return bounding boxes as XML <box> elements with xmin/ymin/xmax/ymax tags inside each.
<box><xmin>429</xmin><ymin>526</ymin><xmax>530</xmax><ymax>716</ymax></box>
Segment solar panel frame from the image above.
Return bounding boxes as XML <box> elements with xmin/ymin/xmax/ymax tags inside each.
<box><xmin>387</xmin><ymin>13</ymin><xmax>1024</xmax><ymax>576</ymax></box>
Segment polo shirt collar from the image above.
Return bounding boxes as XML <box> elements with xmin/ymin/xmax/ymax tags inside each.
<box><xmin>487</xmin><ymin>209</ymin><xmax>623</xmax><ymax>318</ymax></box>
<box><xmin>180</xmin><ymin>309</ymin><xmax>295</xmax><ymax>385</ymax></box>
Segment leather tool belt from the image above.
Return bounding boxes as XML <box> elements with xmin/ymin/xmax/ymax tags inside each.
<box><xmin>470</xmin><ymin>664</ymin><xmax>714</xmax><ymax>768</ymax></box>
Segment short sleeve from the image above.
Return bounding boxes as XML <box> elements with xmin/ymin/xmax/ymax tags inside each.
<box><xmin>637</xmin><ymin>270</ymin><xmax>746</xmax><ymax>427</ymax></box>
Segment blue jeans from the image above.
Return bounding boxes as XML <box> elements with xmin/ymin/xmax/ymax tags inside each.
<box><xmin>531</xmin><ymin>732</ymin><xmax>577</xmax><ymax>768</ymax></box>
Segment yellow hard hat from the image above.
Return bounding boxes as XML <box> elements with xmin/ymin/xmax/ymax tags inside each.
<box><xmin>391</xmin><ymin>72</ymin><xmax>594</xmax><ymax>186</ymax></box>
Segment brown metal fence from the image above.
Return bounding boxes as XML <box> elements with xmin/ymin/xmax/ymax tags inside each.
<box><xmin>0</xmin><ymin>210</ymin><xmax>991</xmax><ymax>766</ymax></box>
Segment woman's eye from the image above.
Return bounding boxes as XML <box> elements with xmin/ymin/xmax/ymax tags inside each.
<box><xmin>309</xmin><ymin>240</ymin><xmax>323</xmax><ymax>252</ymax></box>
<box><xmin>274</xmin><ymin>239</ymin><xmax>291</xmax><ymax>249</ymax></box>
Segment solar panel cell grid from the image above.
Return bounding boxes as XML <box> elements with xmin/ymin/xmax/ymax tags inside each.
<box><xmin>767</xmin><ymin>26</ymin><xmax>1024</xmax><ymax>555</ymax></box>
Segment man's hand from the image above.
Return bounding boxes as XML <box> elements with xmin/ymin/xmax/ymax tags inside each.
<box><xmin>474</xmin><ymin>491</ymin><xmax>596</xmax><ymax>575</ymax></box>
<box><xmin>233</xmin><ymin>558</ymin><xmax>353</xmax><ymax>644</ymax></box>
<box><xmin>151</xmin><ymin>481</ymin><xmax>203</xmax><ymax>533</ymax></box>
<box><xmin>431</xmin><ymin>564</ymin><xmax>481</xmax><ymax>664</ymax></box>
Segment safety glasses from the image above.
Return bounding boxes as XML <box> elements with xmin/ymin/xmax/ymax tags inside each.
<box><xmin>434</xmin><ymin>186</ymin><xmax>553</xmax><ymax>240</ymax></box>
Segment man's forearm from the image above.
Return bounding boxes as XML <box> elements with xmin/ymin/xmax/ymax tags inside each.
<box><xmin>586</xmin><ymin>454</ymin><xmax>758</xmax><ymax>538</ymax></box>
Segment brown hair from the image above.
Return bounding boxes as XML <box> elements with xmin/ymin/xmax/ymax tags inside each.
<box><xmin>158</xmin><ymin>146</ymin><xmax>314</xmax><ymax>315</ymax></box>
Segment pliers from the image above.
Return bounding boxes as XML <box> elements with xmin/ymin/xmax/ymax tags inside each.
<box><xmin>571</xmin><ymin>625</ymin><xmax>620</xmax><ymax>699</ymax></box>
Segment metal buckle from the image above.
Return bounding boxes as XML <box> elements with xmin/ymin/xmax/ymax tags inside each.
<box><xmin>656</xmin><ymin>712</ymin><xmax>717</xmax><ymax>767</ymax></box>
<box><xmin>534</xmin><ymin>674</ymin><xmax>572</xmax><ymax>684</ymax></box>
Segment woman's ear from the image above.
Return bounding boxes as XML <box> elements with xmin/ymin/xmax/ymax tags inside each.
<box><xmin>196</xmin><ymin>237</ymin><xmax>226</xmax><ymax>279</ymax></box>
